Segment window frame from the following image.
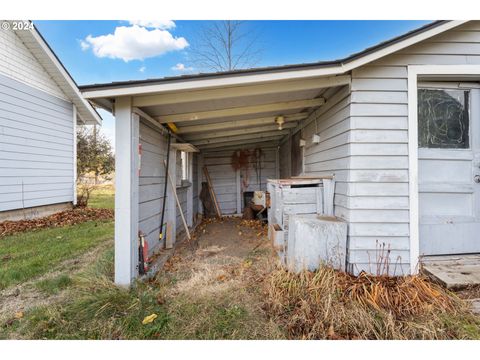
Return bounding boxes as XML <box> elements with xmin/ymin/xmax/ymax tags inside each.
<box><xmin>417</xmin><ymin>87</ymin><xmax>471</xmax><ymax>150</ymax></box>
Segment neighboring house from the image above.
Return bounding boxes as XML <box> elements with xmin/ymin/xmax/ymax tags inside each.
<box><xmin>81</xmin><ymin>20</ymin><xmax>480</xmax><ymax>285</ymax></box>
<box><xmin>0</xmin><ymin>21</ymin><xmax>101</xmax><ymax>221</ymax></box>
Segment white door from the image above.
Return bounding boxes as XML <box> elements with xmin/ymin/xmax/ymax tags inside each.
<box><xmin>418</xmin><ymin>85</ymin><xmax>480</xmax><ymax>255</ymax></box>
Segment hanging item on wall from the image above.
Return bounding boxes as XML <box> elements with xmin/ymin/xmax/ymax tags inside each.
<box><xmin>251</xmin><ymin>148</ymin><xmax>263</xmax><ymax>190</ymax></box>
<box><xmin>231</xmin><ymin>149</ymin><xmax>251</xmax><ymax>192</ymax></box>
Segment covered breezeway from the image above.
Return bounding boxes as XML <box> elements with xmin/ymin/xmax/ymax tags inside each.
<box><xmin>81</xmin><ymin>69</ymin><xmax>351</xmax><ymax>286</ymax></box>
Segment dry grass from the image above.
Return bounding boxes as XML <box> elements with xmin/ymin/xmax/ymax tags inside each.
<box><xmin>264</xmin><ymin>266</ymin><xmax>480</xmax><ymax>339</ymax></box>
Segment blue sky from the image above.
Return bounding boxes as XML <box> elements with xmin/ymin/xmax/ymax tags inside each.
<box><xmin>34</xmin><ymin>20</ymin><xmax>429</xmax><ymax>147</ymax></box>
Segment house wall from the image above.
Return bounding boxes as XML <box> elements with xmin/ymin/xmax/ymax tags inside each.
<box><xmin>202</xmin><ymin>146</ymin><xmax>278</xmax><ymax>214</ymax></box>
<box><xmin>192</xmin><ymin>153</ymin><xmax>199</xmax><ymax>220</ymax></box>
<box><xmin>281</xmin><ymin>85</ymin><xmax>352</xmax><ymax>219</ymax></box>
<box><xmin>0</xmin><ymin>72</ymin><xmax>75</xmax><ymax>212</ymax></box>
<box><xmin>346</xmin><ymin>20</ymin><xmax>480</xmax><ymax>274</ymax></box>
<box><xmin>138</xmin><ymin>120</ymin><xmax>170</xmax><ymax>252</ymax></box>
<box><xmin>0</xmin><ymin>27</ymin><xmax>67</xmax><ymax>100</ymax></box>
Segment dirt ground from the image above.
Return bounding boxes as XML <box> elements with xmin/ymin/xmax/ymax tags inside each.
<box><xmin>153</xmin><ymin>216</ymin><xmax>284</xmax><ymax>339</ymax></box>
<box><xmin>0</xmin><ymin>239</ymin><xmax>113</xmax><ymax>322</ymax></box>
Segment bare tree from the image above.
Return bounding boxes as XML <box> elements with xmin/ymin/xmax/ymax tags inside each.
<box><xmin>190</xmin><ymin>21</ymin><xmax>262</xmax><ymax>72</ymax></box>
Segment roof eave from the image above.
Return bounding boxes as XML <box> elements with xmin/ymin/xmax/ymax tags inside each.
<box><xmin>20</xmin><ymin>22</ymin><xmax>102</xmax><ymax>125</ymax></box>
<box><xmin>80</xmin><ymin>20</ymin><xmax>468</xmax><ymax>101</ymax></box>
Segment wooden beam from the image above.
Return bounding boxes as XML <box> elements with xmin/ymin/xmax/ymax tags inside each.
<box><xmin>197</xmin><ymin>135</ymin><xmax>284</xmax><ymax>150</ymax></box>
<box><xmin>156</xmin><ymin>98</ymin><xmax>325</xmax><ymax>123</ymax></box>
<box><xmin>200</xmin><ymin>141</ymin><xmax>280</xmax><ymax>153</ymax></box>
<box><xmin>132</xmin><ymin>75</ymin><xmax>351</xmax><ymax>107</ymax></box>
<box><xmin>185</xmin><ymin>122</ymin><xmax>296</xmax><ymax>141</ymax></box>
<box><xmin>177</xmin><ymin>113</ymin><xmax>307</xmax><ymax>135</ymax></box>
<box><xmin>191</xmin><ymin>130</ymin><xmax>289</xmax><ymax>146</ymax></box>
<box><xmin>132</xmin><ymin>107</ymin><xmax>186</xmax><ymax>143</ymax></box>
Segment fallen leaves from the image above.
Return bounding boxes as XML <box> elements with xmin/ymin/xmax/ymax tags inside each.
<box><xmin>0</xmin><ymin>207</ymin><xmax>114</xmax><ymax>238</ymax></box>
<box><xmin>142</xmin><ymin>313</ymin><xmax>158</xmax><ymax>325</ymax></box>
<box><xmin>14</xmin><ymin>311</ymin><xmax>24</xmax><ymax>319</ymax></box>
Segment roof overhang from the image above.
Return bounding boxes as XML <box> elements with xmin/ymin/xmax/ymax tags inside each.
<box><xmin>80</xmin><ymin>20</ymin><xmax>467</xmax><ymax>101</ymax></box>
<box><xmin>15</xmin><ymin>21</ymin><xmax>102</xmax><ymax>125</ymax></box>
<box><xmin>79</xmin><ymin>20</ymin><xmax>469</xmax><ymax>151</ymax></box>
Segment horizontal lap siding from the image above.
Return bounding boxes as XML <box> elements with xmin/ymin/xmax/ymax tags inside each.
<box><xmin>279</xmin><ymin>137</ymin><xmax>291</xmax><ymax>178</ymax></box>
<box><xmin>301</xmin><ymin>86</ymin><xmax>351</xmax><ymax>222</ymax></box>
<box><xmin>176</xmin><ymin>187</ymin><xmax>188</xmax><ymax>232</ymax></box>
<box><xmin>348</xmin><ymin>21</ymin><xmax>480</xmax><ymax>274</ymax></box>
<box><xmin>192</xmin><ymin>153</ymin><xmax>199</xmax><ymax>220</ymax></box>
<box><xmin>0</xmin><ymin>73</ymin><xmax>74</xmax><ymax>212</ymax></box>
<box><xmin>203</xmin><ymin>146</ymin><xmax>278</xmax><ymax>214</ymax></box>
<box><xmin>138</xmin><ymin>121</ymin><xmax>169</xmax><ymax>252</ymax></box>
<box><xmin>0</xmin><ymin>27</ymin><xmax>67</xmax><ymax>100</ymax></box>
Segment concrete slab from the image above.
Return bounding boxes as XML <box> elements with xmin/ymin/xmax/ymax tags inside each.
<box><xmin>421</xmin><ymin>254</ymin><xmax>480</xmax><ymax>289</ymax></box>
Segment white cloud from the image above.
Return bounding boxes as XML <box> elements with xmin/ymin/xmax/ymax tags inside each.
<box><xmin>79</xmin><ymin>39</ymin><xmax>90</xmax><ymax>51</ymax></box>
<box><xmin>81</xmin><ymin>25</ymin><xmax>188</xmax><ymax>62</ymax></box>
<box><xmin>139</xmin><ymin>66</ymin><xmax>146</xmax><ymax>73</ymax></box>
<box><xmin>128</xmin><ymin>20</ymin><xmax>176</xmax><ymax>30</ymax></box>
<box><xmin>171</xmin><ymin>63</ymin><xmax>193</xmax><ymax>72</ymax></box>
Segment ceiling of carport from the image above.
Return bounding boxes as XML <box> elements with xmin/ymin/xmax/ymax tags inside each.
<box><xmin>83</xmin><ymin>74</ymin><xmax>351</xmax><ymax>151</ymax></box>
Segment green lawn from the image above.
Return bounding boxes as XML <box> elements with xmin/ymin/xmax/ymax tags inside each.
<box><xmin>0</xmin><ymin>186</ymin><xmax>115</xmax><ymax>290</ymax></box>
<box><xmin>0</xmin><ymin>220</ymin><xmax>114</xmax><ymax>290</ymax></box>
<box><xmin>87</xmin><ymin>185</ymin><xmax>115</xmax><ymax>209</ymax></box>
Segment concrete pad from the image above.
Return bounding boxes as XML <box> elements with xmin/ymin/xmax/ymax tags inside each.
<box><xmin>421</xmin><ymin>254</ymin><xmax>480</xmax><ymax>289</ymax></box>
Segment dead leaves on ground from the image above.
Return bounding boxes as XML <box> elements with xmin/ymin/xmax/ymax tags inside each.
<box><xmin>0</xmin><ymin>208</ymin><xmax>114</xmax><ymax>238</ymax></box>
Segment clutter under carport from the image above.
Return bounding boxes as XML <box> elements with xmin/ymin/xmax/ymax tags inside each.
<box><xmin>267</xmin><ymin>176</ymin><xmax>347</xmax><ymax>273</ymax></box>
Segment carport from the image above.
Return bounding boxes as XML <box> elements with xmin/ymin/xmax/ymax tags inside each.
<box><xmin>81</xmin><ymin>67</ymin><xmax>351</xmax><ymax>286</ymax></box>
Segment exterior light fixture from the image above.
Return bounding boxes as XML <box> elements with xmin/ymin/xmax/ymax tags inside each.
<box><xmin>275</xmin><ymin>115</ymin><xmax>285</xmax><ymax>130</ymax></box>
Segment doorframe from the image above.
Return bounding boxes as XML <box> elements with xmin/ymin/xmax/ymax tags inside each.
<box><xmin>408</xmin><ymin>65</ymin><xmax>480</xmax><ymax>274</ymax></box>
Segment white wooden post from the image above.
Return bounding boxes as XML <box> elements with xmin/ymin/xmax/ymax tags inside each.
<box><xmin>165</xmin><ymin>145</ymin><xmax>177</xmax><ymax>248</ymax></box>
<box><xmin>197</xmin><ymin>153</ymin><xmax>204</xmax><ymax>215</ymax></box>
<box><xmin>114</xmin><ymin>97</ymin><xmax>139</xmax><ymax>286</ymax></box>
<box><xmin>72</xmin><ymin>104</ymin><xmax>77</xmax><ymax>206</ymax></box>
<box><xmin>186</xmin><ymin>152</ymin><xmax>193</xmax><ymax>227</ymax></box>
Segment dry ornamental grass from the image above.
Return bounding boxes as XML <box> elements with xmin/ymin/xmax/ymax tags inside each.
<box><xmin>264</xmin><ymin>266</ymin><xmax>480</xmax><ymax>339</ymax></box>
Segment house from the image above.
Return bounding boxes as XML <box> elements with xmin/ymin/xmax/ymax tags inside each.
<box><xmin>0</xmin><ymin>21</ymin><xmax>101</xmax><ymax>221</ymax></box>
<box><xmin>80</xmin><ymin>20</ymin><xmax>480</xmax><ymax>286</ymax></box>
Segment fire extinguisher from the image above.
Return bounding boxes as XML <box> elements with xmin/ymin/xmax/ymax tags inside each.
<box><xmin>138</xmin><ymin>231</ymin><xmax>149</xmax><ymax>275</ymax></box>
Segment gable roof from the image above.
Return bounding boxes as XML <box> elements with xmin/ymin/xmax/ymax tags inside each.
<box><xmin>14</xmin><ymin>22</ymin><xmax>101</xmax><ymax>125</ymax></box>
<box><xmin>80</xmin><ymin>20</ymin><xmax>468</xmax><ymax>99</ymax></box>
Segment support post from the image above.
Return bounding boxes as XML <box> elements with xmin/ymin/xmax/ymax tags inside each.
<box><xmin>114</xmin><ymin>97</ymin><xmax>139</xmax><ymax>286</ymax></box>
<box><xmin>72</xmin><ymin>104</ymin><xmax>77</xmax><ymax>206</ymax></box>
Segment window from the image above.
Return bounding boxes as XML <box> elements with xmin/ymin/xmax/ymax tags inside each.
<box><xmin>418</xmin><ymin>88</ymin><xmax>470</xmax><ymax>149</ymax></box>
<box><xmin>181</xmin><ymin>151</ymin><xmax>188</xmax><ymax>181</ymax></box>
<box><xmin>176</xmin><ymin>151</ymin><xmax>189</xmax><ymax>187</ymax></box>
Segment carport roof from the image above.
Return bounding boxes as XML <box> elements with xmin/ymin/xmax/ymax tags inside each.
<box><xmin>79</xmin><ymin>20</ymin><xmax>468</xmax><ymax>151</ymax></box>
<box><xmin>79</xmin><ymin>20</ymin><xmax>455</xmax><ymax>93</ymax></box>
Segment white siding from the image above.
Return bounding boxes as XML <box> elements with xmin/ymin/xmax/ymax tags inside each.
<box><xmin>0</xmin><ymin>73</ymin><xmax>74</xmax><ymax>212</ymax></box>
<box><xmin>346</xmin><ymin>20</ymin><xmax>480</xmax><ymax>274</ymax></box>
<box><xmin>138</xmin><ymin>121</ymin><xmax>170</xmax><ymax>252</ymax></box>
<box><xmin>293</xmin><ymin>85</ymin><xmax>352</xmax><ymax>223</ymax></box>
<box><xmin>192</xmin><ymin>153</ymin><xmax>199</xmax><ymax>219</ymax></box>
<box><xmin>0</xmin><ymin>26</ymin><xmax>67</xmax><ymax>100</ymax></box>
<box><xmin>203</xmin><ymin>146</ymin><xmax>278</xmax><ymax>214</ymax></box>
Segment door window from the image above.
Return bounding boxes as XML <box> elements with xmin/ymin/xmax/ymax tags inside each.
<box><xmin>418</xmin><ymin>88</ymin><xmax>470</xmax><ymax>149</ymax></box>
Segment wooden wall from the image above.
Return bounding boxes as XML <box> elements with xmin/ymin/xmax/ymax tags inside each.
<box><xmin>202</xmin><ymin>146</ymin><xmax>278</xmax><ymax>214</ymax></box>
